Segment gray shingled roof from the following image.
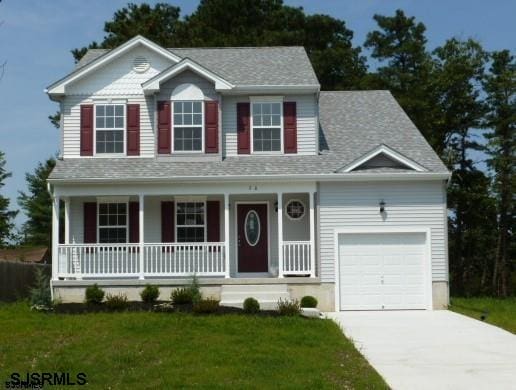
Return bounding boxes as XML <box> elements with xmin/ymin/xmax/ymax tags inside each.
<box><xmin>74</xmin><ymin>47</ymin><xmax>319</xmax><ymax>87</ymax></box>
<box><xmin>49</xmin><ymin>91</ymin><xmax>448</xmax><ymax>181</ymax></box>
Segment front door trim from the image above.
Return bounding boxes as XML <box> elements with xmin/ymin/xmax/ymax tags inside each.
<box><xmin>235</xmin><ymin>201</ymin><xmax>270</xmax><ymax>273</ymax></box>
<box><xmin>333</xmin><ymin>226</ymin><xmax>433</xmax><ymax>311</ymax></box>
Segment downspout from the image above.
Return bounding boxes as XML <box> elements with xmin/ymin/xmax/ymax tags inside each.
<box><xmin>47</xmin><ymin>181</ymin><xmax>54</xmax><ymax>301</ymax></box>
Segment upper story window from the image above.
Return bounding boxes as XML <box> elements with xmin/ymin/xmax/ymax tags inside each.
<box><xmin>95</xmin><ymin>104</ymin><xmax>125</xmax><ymax>154</ymax></box>
<box><xmin>173</xmin><ymin>101</ymin><xmax>204</xmax><ymax>152</ymax></box>
<box><xmin>251</xmin><ymin>102</ymin><xmax>282</xmax><ymax>153</ymax></box>
<box><xmin>98</xmin><ymin>203</ymin><xmax>127</xmax><ymax>243</ymax></box>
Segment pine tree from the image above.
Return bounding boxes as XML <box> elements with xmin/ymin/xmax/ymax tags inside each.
<box><xmin>483</xmin><ymin>50</ymin><xmax>516</xmax><ymax>296</ymax></box>
<box><xmin>0</xmin><ymin>150</ymin><xmax>17</xmax><ymax>246</ymax></box>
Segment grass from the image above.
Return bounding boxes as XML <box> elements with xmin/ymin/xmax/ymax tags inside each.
<box><xmin>450</xmin><ymin>297</ymin><xmax>516</xmax><ymax>334</ymax></box>
<box><xmin>0</xmin><ymin>303</ymin><xmax>387</xmax><ymax>389</ymax></box>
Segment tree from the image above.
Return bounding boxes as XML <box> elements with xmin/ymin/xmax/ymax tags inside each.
<box><xmin>364</xmin><ymin>9</ymin><xmax>439</xmax><ymax>148</ymax></box>
<box><xmin>18</xmin><ymin>157</ymin><xmax>56</xmax><ymax>248</ymax></box>
<box><xmin>71</xmin><ymin>0</ymin><xmax>366</xmax><ymax>90</ymax></box>
<box><xmin>483</xmin><ymin>50</ymin><xmax>516</xmax><ymax>296</ymax></box>
<box><xmin>72</xmin><ymin>3</ymin><xmax>184</xmax><ymax>62</ymax></box>
<box><xmin>432</xmin><ymin>38</ymin><xmax>493</xmax><ymax>295</ymax></box>
<box><xmin>0</xmin><ymin>150</ymin><xmax>17</xmax><ymax>246</ymax></box>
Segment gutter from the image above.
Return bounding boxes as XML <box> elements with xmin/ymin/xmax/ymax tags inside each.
<box><xmin>48</xmin><ymin>172</ymin><xmax>452</xmax><ymax>185</ymax></box>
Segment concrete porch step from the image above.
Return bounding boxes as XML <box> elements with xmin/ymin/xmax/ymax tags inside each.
<box><xmin>220</xmin><ymin>284</ymin><xmax>290</xmax><ymax>310</ymax></box>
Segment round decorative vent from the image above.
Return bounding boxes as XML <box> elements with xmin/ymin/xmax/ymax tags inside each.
<box><xmin>133</xmin><ymin>56</ymin><xmax>150</xmax><ymax>73</ymax></box>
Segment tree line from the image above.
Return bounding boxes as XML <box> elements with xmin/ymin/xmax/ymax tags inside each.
<box><xmin>1</xmin><ymin>1</ymin><xmax>514</xmax><ymax>296</ymax></box>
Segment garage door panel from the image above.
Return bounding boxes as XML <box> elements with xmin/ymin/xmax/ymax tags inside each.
<box><xmin>339</xmin><ymin>232</ymin><xmax>428</xmax><ymax>311</ymax></box>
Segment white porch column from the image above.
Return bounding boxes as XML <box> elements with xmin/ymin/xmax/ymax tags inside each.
<box><xmin>139</xmin><ymin>194</ymin><xmax>145</xmax><ymax>280</ymax></box>
<box><xmin>51</xmin><ymin>194</ymin><xmax>60</xmax><ymax>281</ymax></box>
<box><xmin>277</xmin><ymin>192</ymin><xmax>284</xmax><ymax>278</ymax></box>
<box><xmin>224</xmin><ymin>193</ymin><xmax>230</xmax><ymax>278</ymax></box>
<box><xmin>64</xmin><ymin>197</ymin><xmax>70</xmax><ymax>244</ymax></box>
<box><xmin>309</xmin><ymin>191</ymin><xmax>316</xmax><ymax>278</ymax></box>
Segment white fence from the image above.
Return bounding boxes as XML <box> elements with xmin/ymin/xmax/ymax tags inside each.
<box><xmin>282</xmin><ymin>241</ymin><xmax>312</xmax><ymax>275</ymax></box>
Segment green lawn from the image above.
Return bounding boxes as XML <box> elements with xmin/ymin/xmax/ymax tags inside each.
<box><xmin>0</xmin><ymin>303</ymin><xmax>387</xmax><ymax>389</ymax></box>
<box><xmin>450</xmin><ymin>297</ymin><xmax>516</xmax><ymax>334</ymax></box>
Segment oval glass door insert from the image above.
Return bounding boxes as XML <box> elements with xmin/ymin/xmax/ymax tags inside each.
<box><xmin>244</xmin><ymin>210</ymin><xmax>261</xmax><ymax>246</ymax></box>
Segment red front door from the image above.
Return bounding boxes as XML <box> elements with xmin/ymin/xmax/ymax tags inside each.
<box><xmin>237</xmin><ymin>204</ymin><xmax>268</xmax><ymax>272</ymax></box>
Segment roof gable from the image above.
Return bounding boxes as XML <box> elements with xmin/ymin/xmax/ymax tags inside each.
<box><xmin>46</xmin><ymin>36</ymin><xmax>181</xmax><ymax>96</ymax></box>
<box><xmin>142</xmin><ymin>58</ymin><xmax>233</xmax><ymax>94</ymax></box>
<box><xmin>339</xmin><ymin>144</ymin><xmax>427</xmax><ymax>172</ymax></box>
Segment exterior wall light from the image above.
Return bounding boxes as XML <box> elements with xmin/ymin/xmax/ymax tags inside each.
<box><xmin>379</xmin><ymin>200</ymin><xmax>386</xmax><ymax>213</ymax></box>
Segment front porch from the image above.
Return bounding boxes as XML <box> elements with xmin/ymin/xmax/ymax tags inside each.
<box><xmin>51</xmin><ymin>182</ymin><xmax>316</xmax><ymax>281</ymax></box>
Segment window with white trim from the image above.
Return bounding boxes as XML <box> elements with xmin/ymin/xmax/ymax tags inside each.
<box><xmin>252</xmin><ymin>102</ymin><xmax>282</xmax><ymax>152</ymax></box>
<box><xmin>95</xmin><ymin>104</ymin><xmax>125</xmax><ymax>154</ymax></box>
<box><xmin>285</xmin><ymin>199</ymin><xmax>305</xmax><ymax>220</ymax></box>
<box><xmin>176</xmin><ymin>202</ymin><xmax>205</xmax><ymax>242</ymax></box>
<box><xmin>98</xmin><ymin>203</ymin><xmax>127</xmax><ymax>243</ymax></box>
<box><xmin>173</xmin><ymin>101</ymin><xmax>203</xmax><ymax>152</ymax></box>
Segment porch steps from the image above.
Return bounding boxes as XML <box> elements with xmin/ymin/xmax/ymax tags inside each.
<box><xmin>220</xmin><ymin>284</ymin><xmax>290</xmax><ymax>310</ymax></box>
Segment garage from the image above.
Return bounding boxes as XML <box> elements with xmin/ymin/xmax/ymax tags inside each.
<box><xmin>337</xmin><ymin>231</ymin><xmax>430</xmax><ymax>310</ymax></box>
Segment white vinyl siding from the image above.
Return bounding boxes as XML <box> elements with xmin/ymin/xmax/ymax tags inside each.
<box><xmin>318</xmin><ymin>181</ymin><xmax>448</xmax><ymax>283</ymax></box>
<box><xmin>223</xmin><ymin>94</ymin><xmax>318</xmax><ymax>157</ymax></box>
<box><xmin>157</xmin><ymin>70</ymin><xmax>218</xmax><ymax>101</ymax></box>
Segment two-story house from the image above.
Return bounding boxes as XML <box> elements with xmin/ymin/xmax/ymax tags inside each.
<box><xmin>46</xmin><ymin>36</ymin><xmax>450</xmax><ymax>311</ymax></box>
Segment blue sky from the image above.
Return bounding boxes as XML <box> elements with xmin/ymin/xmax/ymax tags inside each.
<box><xmin>0</xmin><ymin>0</ymin><xmax>514</xmax><ymax>228</ymax></box>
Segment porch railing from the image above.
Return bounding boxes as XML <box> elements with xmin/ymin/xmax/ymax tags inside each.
<box><xmin>282</xmin><ymin>241</ymin><xmax>312</xmax><ymax>276</ymax></box>
<box><xmin>57</xmin><ymin>242</ymin><xmax>226</xmax><ymax>279</ymax></box>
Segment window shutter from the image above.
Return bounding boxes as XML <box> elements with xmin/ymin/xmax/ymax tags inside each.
<box><xmin>283</xmin><ymin>102</ymin><xmax>297</xmax><ymax>153</ymax></box>
<box><xmin>207</xmin><ymin>201</ymin><xmax>220</xmax><ymax>242</ymax></box>
<box><xmin>126</xmin><ymin>104</ymin><xmax>140</xmax><ymax>156</ymax></box>
<box><xmin>205</xmin><ymin>101</ymin><xmax>219</xmax><ymax>153</ymax></box>
<box><xmin>129</xmin><ymin>202</ymin><xmax>139</xmax><ymax>243</ymax></box>
<box><xmin>157</xmin><ymin>101</ymin><xmax>171</xmax><ymax>154</ymax></box>
<box><xmin>237</xmin><ymin>102</ymin><xmax>250</xmax><ymax>154</ymax></box>
<box><xmin>80</xmin><ymin>105</ymin><xmax>94</xmax><ymax>156</ymax></box>
<box><xmin>83</xmin><ymin>202</ymin><xmax>97</xmax><ymax>243</ymax></box>
<box><xmin>161</xmin><ymin>201</ymin><xmax>174</xmax><ymax>242</ymax></box>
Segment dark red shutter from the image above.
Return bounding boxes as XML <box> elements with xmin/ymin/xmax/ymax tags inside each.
<box><xmin>129</xmin><ymin>202</ymin><xmax>139</xmax><ymax>243</ymax></box>
<box><xmin>283</xmin><ymin>102</ymin><xmax>297</xmax><ymax>153</ymax></box>
<box><xmin>127</xmin><ymin>104</ymin><xmax>140</xmax><ymax>156</ymax></box>
<box><xmin>80</xmin><ymin>105</ymin><xmax>94</xmax><ymax>156</ymax></box>
<box><xmin>83</xmin><ymin>202</ymin><xmax>97</xmax><ymax>243</ymax></box>
<box><xmin>157</xmin><ymin>101</ymin><xmax>171</xmax><ymax>154</ymax></box>
<box><xmin>207</xmin><ymin>201</ymin><xmax>220</xmax><ymax>242</ymax></box>
<box><xmin>237</xmin><ymin>102</ymin><xmax>250</xmax><ymax>154</ymax></box>
<box><xmin>205</xmin><ymin>101</ymin><xmax>219</xmax><ymax>153</ymax></box>
<box><xmin>161</xmin><ymin>201</ymin><xmax>174</xmax><ymax>242</ymax></box>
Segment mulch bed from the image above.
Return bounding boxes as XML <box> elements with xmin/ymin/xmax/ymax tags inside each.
<box><xmin>53</xmin><ymin>301</ymin><xmax>280</xmax><ymax>316</ymax></box>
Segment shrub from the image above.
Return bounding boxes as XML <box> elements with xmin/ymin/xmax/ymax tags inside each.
<box><xmin>300</xmin><ymin>295</ymin><xmax>318</xmax><ymax>308</ymax></box>
<box><xmin>30</xmin><ymin>268</ymin><xmax>52</xmax><ymax>307</ymax></box>
<box><xmin>85</xmin><ymin>284</ymin><xmax>105</xmax><ymax>304</ymax></box>
<box><xmin>193</xmin><ymin>298</ymin><xmax>220</xmax><ymax>314</ymax></box>
<box><xmin>243</xmin><ymin>297</ymin><xmax>260</xmax><ymax>314</ymax></box>
<box><xmin>188</xmin><ymin>274</ymin><xmax>202</xmax><ymax>304</ymax></box>
<box><xmin>277</xmin><ymin>298</ymin><xmax>301</xmax><ymax>316</ymax></box>
<box><xmin>140</xmin><ymin>284</ymin><xmax>160</xmax><ymax>303</ymax></box>
<box><xmin>105</xmin><ymin>293</ymin><xmax>129</xmax><ymax>311</ymax></box>
<box><xmin>171</xmin><ymin>287</ymin><xmax>194</xmax><ymax>305</ymax></box>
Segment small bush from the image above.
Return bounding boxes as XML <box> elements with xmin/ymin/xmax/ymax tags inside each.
<box><xmin>30</xmin><ymin>268</ymin><xmax>52</xmax><ymax>307</ymax></box>
<box><xmin>171</xmin><ymin>287</ymin><xmax>194</xmax><ymax>305</ymax></box>
<box><xmin>277</xmin><ymin>298</ymin><xmax>301</xmax><ymax>316</ymax></box>
<box><xmin>85</xmin><ymin>284</ymin><xmax>105</xmax><ymax>304</ymax></box>
<box><xmin>243</xmin><ymin>297</ymin><xmax>260</xmax><ymax>314</ymax></box>
<box><xmin>140</xmin><ymin>284</ymin><xmax>160</xmax><ymax>303</ymax></box>
<box><xmin>189</xmin><ymin>274</ymin><xmax>202</xmax><ymax>304</ymax></box>
<box><xmin>193</xmin><ymin>298</ymin><xmax>220</xmax><ymax>314</ymax></box>
<box><xmin>300</xmin><ymin>295</ymin><xmax>318</xmax><ymax>308</ymax></box>
<box><xmin>105</xmin><ymin>293</ymin><xmax>129</xmax><ymax>311</ymax></box>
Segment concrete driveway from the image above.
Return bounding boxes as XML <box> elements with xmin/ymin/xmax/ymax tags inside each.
<box><xmin>327</xmin><ymin>310</ymin><xmax>516</xmax><ymax>390</ymax></box>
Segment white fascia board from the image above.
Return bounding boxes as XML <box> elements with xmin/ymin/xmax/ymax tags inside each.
<box><xmin>46</xmin><ymin>35</ymin><xmax>180</xmax><ymax>96</ymax></box>
<box><xmin>48</xmin><ymin>171</ymin><xmax>451</xmax><ymax>185</ymax></box>
<box><xmin>142</xmin><ymin>58</ymin><xmax>234</xmax><ymax>94</ymax></box>
<box><xmin>341</xmin><ymin>144</ymin><xmax>428</xmax><ymax>172</ymax></box>
<box><xmin>229</xmin><ymin>85</ymin><xmax>320</xmax><ymax>95</ymax></box>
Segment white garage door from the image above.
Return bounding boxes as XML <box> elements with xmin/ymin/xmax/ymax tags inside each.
<box><xmin>338</xmin><ymin>232</ymin><xmax>428</xmax><ymax>310</ymax></box>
